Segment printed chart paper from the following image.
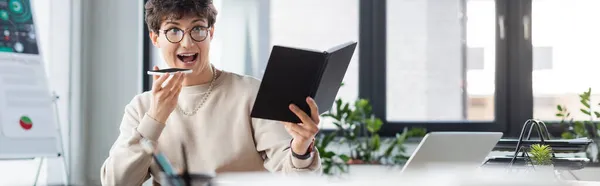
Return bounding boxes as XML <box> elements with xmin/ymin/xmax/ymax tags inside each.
<box><xmin>0</xmin><ymin>55</ymin><xmax>56</xmax><ymax>138</ymax></box>
<box><xmin>0</xmin><ymin>0</ymin><xmax>56</xmax><ymax>139</ymax></box>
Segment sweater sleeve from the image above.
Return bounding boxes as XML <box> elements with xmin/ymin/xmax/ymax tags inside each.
<box><xmin>251</xmin><ymin>118</ymin><xmax>322</xmax><ymax>173</ymax></box>
<box><xmin>100</xmin><ymin>97</ymin><xmax>166</xmax><ymax>186</ymax></box>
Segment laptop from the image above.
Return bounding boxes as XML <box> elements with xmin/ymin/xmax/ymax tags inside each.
<box><xmin>400</xmin><ymin>132</ymin><xmax>503</xmax><ymax>173</ymax></box>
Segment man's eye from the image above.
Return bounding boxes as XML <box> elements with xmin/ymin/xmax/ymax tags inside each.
<box><xmin>191</xmin><ymin>27</ymin><xmax>204</xmax><ymax>32</ymax></box>
<box><xmin>167</xmin><ymin>28</ymin><xmax>183</xmax><ymax>34</ymax></box>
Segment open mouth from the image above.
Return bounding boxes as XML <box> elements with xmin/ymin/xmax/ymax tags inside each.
<box><xmin>177</xmin><ymin>53</ymin><xmax>198</xmax><ymax>64</ymax></box>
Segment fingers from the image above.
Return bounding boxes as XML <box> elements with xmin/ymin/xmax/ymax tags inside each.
<box><xmin>152</xmin><ymin>73</ymin><xmax>170</xmax><ymax>92</ymax></box>
<box><xmin>289</xmin><ymin>102</ymin><xmax>319</xmax><ymax>134</ymax></box>
<box><xmin>283</xmin><ymin>123</ymin><xmax>299</xmax><ymax>137</ymax></box>
<box><xmin>168</xmin><ymin>78</ymin><xmax>184</xmax><ymax>100</ymax></box>
<box><xmin>164</xmin><ymin>73</ymin><xmax>178</xmax><ymax>91</ymax></box>
<box><xmin>152</xmin><ymin>66</ymin><xmax>160</xmax><ymax>81</ymax></box>
<box><xmin>284</xmin><ymin>122</ymin><xmax>309</xmax><ymax>139</ymax></box>
<box><xmin>306</xmin><ymin>97</ymin><xmax>320</xmax><ymax>124</ymax></box>
<box><xmin>167</xmin><ymin>72</ymin><xmax>184</xmax><ymax>92</ymax></box>
<box><xmin>289</xmin><ymin>104</ymin><xmax>314</xmax><ymax>126</ymax></box>
<box><xmin>284</xmin><ymin>121</ymin><xmax>316</xmax><ymax>139</ymax></box>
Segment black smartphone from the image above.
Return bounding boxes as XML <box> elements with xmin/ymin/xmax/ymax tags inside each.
<box><xmin>147</xmin><ymin>68</ymin><xmax>193</xmax><ymax>75</ymax></box>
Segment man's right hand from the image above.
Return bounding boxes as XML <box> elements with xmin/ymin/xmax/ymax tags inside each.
<box><xmin>147</xmin><ymin>66</ymin><xmax>184</xmax><ymax>124</ymax></box>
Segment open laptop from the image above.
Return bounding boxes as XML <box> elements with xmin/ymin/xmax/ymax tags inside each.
<box><xmin>400</xmin><ymin>132</ymin><xmax>503</xmax><ymax>173</ymax></box>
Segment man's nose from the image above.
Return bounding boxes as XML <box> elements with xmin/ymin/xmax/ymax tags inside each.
<box><xmin>180</xmin><ymin>33</ymin><xmax>194</xmax><ymax>48</ymax></box>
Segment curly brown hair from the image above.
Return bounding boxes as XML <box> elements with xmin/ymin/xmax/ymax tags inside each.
<box><xmin>144</xmin><ymin>0</ymin><xmax>218</xmax><ymax>33</ymax></box>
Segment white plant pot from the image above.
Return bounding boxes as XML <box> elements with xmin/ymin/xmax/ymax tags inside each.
<box><xmin>530</xmin><ymin>164</ymin><xmax>556</xmax><ymax>178</ymax></box>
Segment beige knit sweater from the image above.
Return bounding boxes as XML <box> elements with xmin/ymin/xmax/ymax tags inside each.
<box><xmin>100</xmin><ymin>71</ymin><xmax>321</xmax><ymax>186</ymax></box>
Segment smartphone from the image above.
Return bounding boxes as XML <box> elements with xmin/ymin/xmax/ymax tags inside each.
<box><xmin>147</xmin><ymin>68</ymin><xmax>193</xmax><ymax>75</ymax></box>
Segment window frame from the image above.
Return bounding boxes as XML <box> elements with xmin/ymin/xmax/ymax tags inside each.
<box><xmin>359</xmin><ymin>0</ymin><xmax>536</xmax><ymax>138</ymax></box>
<box><xmin>142</xmin><ymin>0</ymin><xmax>564</xmax><ymax>138</ymax></box>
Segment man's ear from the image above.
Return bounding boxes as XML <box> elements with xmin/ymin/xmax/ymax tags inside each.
<box><xmin>209</xmin><ymin>26</ymin><xmax>215</xmax><ymax>41</ymax></box>
<box><xmin>150</xmin><ymin>31</ymin><xmax>160</xmax><ymax>48</ymax></box>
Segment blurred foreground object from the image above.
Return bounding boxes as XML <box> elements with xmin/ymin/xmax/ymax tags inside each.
<box><xmin>160</xmin><ymin>164</ymin><xmax>589</xmax><ymax>186</ymax></box>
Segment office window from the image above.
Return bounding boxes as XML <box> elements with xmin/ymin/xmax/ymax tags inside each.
<box><xmin>467</xmin><ymin>47</ymin><xmax>484</xmax><ymax>70</ymax></box>
<box><xmin>533</xmin><ymin>47</ymin><xmax>553</xmax><ymax>70</ymax></box>
<box><xmin>532</xmin><ymin>0</ymin><xmax>600</xmax><ymax>121</ymax></box>
<box><xmin>386</xmin><ymin>0</ymin><xmax>495</xmax><ymax>121</ymax></box>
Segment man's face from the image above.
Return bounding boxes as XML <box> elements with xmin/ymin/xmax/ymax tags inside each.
<box><xmin>150</xmin><ymin>14</ymin><xmax>215</xmax><ymax>77</ymax></box>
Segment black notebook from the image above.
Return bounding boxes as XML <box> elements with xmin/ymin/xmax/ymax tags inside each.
<box><xmin>251</xmin><ymin>41</ymin><xmax>358</xmax><ymax>123</ymax></box>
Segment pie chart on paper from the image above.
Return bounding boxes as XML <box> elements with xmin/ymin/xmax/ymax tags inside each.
<box><xmin>2</xmin><ymin>108</ymin><xmax>56</xmax><ymax>138</ymax></box>
<box><xmin>19</xmin><ymin>115</ymin><xmax>33</xmax><ymax>130</ymax></box>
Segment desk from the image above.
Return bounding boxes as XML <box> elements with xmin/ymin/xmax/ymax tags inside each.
<box><xmin>156</xmin><ymin>165</ymin><xmax>600</xmax><ymax>186</ymax></box>
<box><xmin>567</xmin><ymin>181</ymin><xmax>600</xmax><ymax>186</ymax></box>
<box><xmin>167</xmin><ymin>170</ymin><xmax>600</xmax><ymax>186</ymax></box>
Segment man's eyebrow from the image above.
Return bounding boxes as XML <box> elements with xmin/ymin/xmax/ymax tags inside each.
<box><xmin>164</xmin><ymin>21</ymin><xmax>180</xmax><ymax>25</ymax></box>
<box><xmin>191</xmin><ymin>19</ymin><xmax>207</xmax><ymax>24</ymax></box>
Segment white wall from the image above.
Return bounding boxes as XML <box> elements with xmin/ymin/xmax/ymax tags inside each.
<box><xmin>81</xmin><ymin>0</ymin><xmax>143</xmax><ymax>184</ymax></box>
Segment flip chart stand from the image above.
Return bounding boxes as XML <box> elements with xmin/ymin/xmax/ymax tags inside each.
<box><xmin>50</xmin><ymin>91</ymin><xmax>70</xmax><ymax>185</ymax></box>
<box><xmin>0</xmin><ymin>91</ymin><xmax>70</xmax><ymax>185</ymax></box>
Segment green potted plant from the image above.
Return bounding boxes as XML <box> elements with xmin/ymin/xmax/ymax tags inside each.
<box><xmin>316</xmin><ymin>96</ymin><xmax>426</xmax><ymax>175</ymax></box>
<box><xmin>529</xmin><ymin>144</ymin><xmax>553</xmax><ymax>166</ymax></box>
<box><xmin>555</xmin><ymin>88</ymin><xmax>600</xmax><ymax>162</ymax></box>
<box><xmin>528</xmin><ymin>144</ymin><xmax>555</xmax><ymax>174</ymax></box>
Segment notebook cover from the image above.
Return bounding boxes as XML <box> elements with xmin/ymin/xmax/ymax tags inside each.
<box><xmin>251</xmin><ymin>45</ymin><xmax>327</xmax><ymax>123</ymax></box>
<box><xmin>313</xmin><ymin>42</ymin><xmax>357</xmax><ymax>113</ymax></box>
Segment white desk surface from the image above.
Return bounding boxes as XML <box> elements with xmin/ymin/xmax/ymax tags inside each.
<box><xmin>571</xmin><ymin>181</ymin><xmax>600</xmax><ymax>186</ymax></box>
<box><xmin>209</xmin><ymin>171</ymin><xmax>600</xmax><ymax>186</ymax></box>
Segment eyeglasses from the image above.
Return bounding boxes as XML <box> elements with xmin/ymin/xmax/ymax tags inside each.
<box><xmin>160</xmin><ymin>26</ymin><xmax>211</xmax><ymax>43</ymax></box>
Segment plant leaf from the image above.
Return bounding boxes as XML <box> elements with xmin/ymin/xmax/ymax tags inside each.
<box><xmin>595</xmin><ymin>111</ymin><xmax>600</xmax><ymax>118</ymax></box>
<box><xmin>322</xmin><ymin>113</ymin><xmax>335</xmax><ymax>118</ymax></box>
<box><xmin>343</xmin><ymin>103</ymin><xmax>350</xmax><ymax>117</ymax></box>
<box><xmin>356</xmin><ymin>99</ymin><xmax>369</xmax><ymax>114</ymax></box>
<box><xmin>561</xmin><ymin>132</ymin><xmax>575</xmax><ymax>139</ymax></box>
<box><xmin>323</xmin><ymin>132</ymin><xmax>337</xmax><ymax>147</ymax></box>
<box><xmin>366</xmin><ymin>117</ymin><xmax>383</xmax><ymax>133</ymax></box>
<box><xmin>581</xmin><ymin>109</ymin><xmax>591</xmax><ymax>116</ymax></box>
<box><xmin>323</xmin><ymin>162</ymin><xmax>332</xmax><ymax>174</ymax></box>
<box><xmin>574</xmin><ymin>121</ymin><xmax>588</xmax><ymax>137</ymax></box>
<box><xmin>323</xmin><ymin>151</ymin><xmax>336</xmax><ymax>158</ymax></box>
<box><xmin>332</xmin><ymin>121</ymin><xmax>343</xmax><ymax>130</ymax></box>
<box><xmin>408</xmin><ymin>127</ymin><xmax>427</xmax><ymax>137</ymax></box>
<box><xmin>582</xmin><ymin>100</ymin><xmax>591</xmax><ymax>109</ymax></box>
<box><xmin>383</xmin><ymin>141</ymin><xmax>396</xmax><ymax>157</ymax></box>
<box><xmin>339</xmin><ymin>154</ymin><xmax>350</xmax><ymax>162</ymax></box>
<box><xmin>556</xmin><ymin>113</ymin><xmax>564</xmax><ymax>117</ymax></box>
<box><xmin>370</xmin><ymin>135</ymin><xmax>381</xmax><ymax>151</ymax></box>
<box><xmin>529</xmin><ymin>144</ymin><xmax>553</xmax><ymax>165</ymax></box>
<box><xmin>557</xmin><ymin>105</ymin><xmax>563</xmax><ymax>111</ymax></box>
<box><xmin>335</xmin><ymin>163</ymin><xmax>347</xmax><ymax>173</ymax></box>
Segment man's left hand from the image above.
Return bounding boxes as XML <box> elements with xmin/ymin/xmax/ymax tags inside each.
<box><xmin>284</xmin><ymin>97</ymin><xmax>320</xmax><ymax>155</ymax></box>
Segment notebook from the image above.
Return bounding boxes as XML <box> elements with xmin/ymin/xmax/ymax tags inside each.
<box><xmin>250</xmin><ymin>41</ymin><xmax>357</xmax><ymax>123</ymax></box>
